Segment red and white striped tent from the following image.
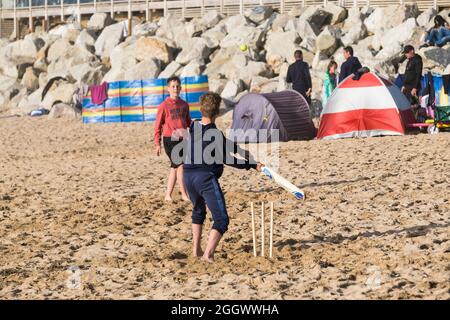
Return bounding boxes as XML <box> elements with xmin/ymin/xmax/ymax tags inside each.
<box><xmin>317</xmin><ymin>72</ymin><xmax>415</xmax><ymax>140</ymax></box>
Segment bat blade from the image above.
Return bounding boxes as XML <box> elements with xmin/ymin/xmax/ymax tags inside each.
<box><xmin>261</xmin><ymin>166</ymin><xmax>305</xmax><ymax>200</ymax></box>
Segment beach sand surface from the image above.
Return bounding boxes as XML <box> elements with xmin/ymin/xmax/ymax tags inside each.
<box><xmin>0</xmin><ymin>116</ymin><xmax>449</xmax><ymax>299</ymax></box>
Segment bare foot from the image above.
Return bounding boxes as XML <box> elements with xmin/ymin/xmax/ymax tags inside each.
<box><xmin>164</xmin><ymin>196</ymin><xmax>173</xmax><ymax>202</ymax></box>
<box><xmin>201</xmin><ymin>255</ymin><xmax>215</xmax><ymax>263</ymax></box>
<box><xmin>193</xmin><ymin>249</ymin><xmax>204</xmax><ymax>258</ymax></box>
<box><xmin>182</xmin><ymin>196</ymin><xmax>190</xmax><ymax>202</ymax></box>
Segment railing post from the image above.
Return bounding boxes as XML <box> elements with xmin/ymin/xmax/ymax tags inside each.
<box><xmin>94</xmin><ymin>0</ymin><xmax>97</xmax><ymax>12</ymax></box>
<box><xmin>353</xmin><ymin>0</ymin><xmax>357</xmax><ymax>7</ymax></box>
<box><xmin>29</xmin><ymin>0</ymin><xmax>34</xmax><ymax>32</ymax></box>
<box><xmin>259</xmin><ymin>0</ymin><xmax>263</xmax><ymax>6</ymax></box>
<box><xmin>182</xmin><ymin>0</ymin><xmax>185</xmax><ymax>19</ymax></box>
<box><xmin>128</xmin><ymin>0</ymin><xmax>132</xmax><ymax>36</ymax></box>
<box><xmin>111</xmin><ymin>0</ymin><xmax>114</xmax><ymax>19</ymax></box>
<box><xmin>201</xmin><ymin>0</ymin><xmax>205</xmax><ymax>16</ymax></box>
<box><xmin>220</xmin><ymin>0</ymin><xmax>224</xmax><ymax>14</ymax></box>
<box><xmin>61</xmin><ymin>0</ymin><xmax>64</xmax><ymax>22</ymax></box>
<box><xmin>433</xmin><ymin>0</ymin><xmax>437</xmax><ymax>9</ymax></box>
<box><xmin>302</xmin><ymin>0</ymin><xmax>306</xmax><ymax>8</ymax></box>
<box><xmin>281</xmin><ymin>0</ymin><xmax>284</xmax><ymax>14</ymax></box>
<box><xmin>240</xmin><ymin>0</ymin><xmax>243</xmax><ymax>15</ymax></box>
<box><xmin>164</xmin><ymin>0</ymin><xmax>168</xmax><ymax>17</ymax></box>
<box><xmin>13</xmin><ymin>0</ymin><xmax>17</xmax><ymax>39</ymax></box>
<box><xmin>77</xmin><ymin>0</ymin><xmax>81</xmax><ymax>24</ymax></box>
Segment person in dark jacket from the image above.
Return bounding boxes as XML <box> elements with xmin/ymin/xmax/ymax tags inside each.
<box><xmin>339</xmin><ymin>46</ymin><xmax>363</xmax><ymax>83</ymax></box>
<box><xmin>398</xmin><ymin>45</ymin><xmax>423</xmax><ymax>103</ymax></box>
<box><xmin>183</xmin><ymin>92</ymin><xmax>263</xmax><ymax>263</ymax></box>
<box><xmin>286</xmin><ymin>50</ymin><xmax>312</xmax><ymax>104</ymax></box>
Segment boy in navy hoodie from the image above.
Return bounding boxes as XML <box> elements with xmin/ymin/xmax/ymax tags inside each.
<box><xmin>183</xmin><ymin>92</ymin><xmax>263</xmax><ymax>263</ymax></box>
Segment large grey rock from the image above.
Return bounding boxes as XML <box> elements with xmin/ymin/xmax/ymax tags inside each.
<box><xmin>124</xmin><ymin>59</ymin><xmax>160</xmax><ymax>80</ymax></box>
<box><xmin>11</xmin><ymin>88</ymin><xmax>38</xmax><ymax>115</ymax></box>
<box><xmin>421</xmin><ymin>46</ymin><xmax>450</xmax><ymax>69</ymax></box>
<box><xmin>41</xmin><ymin>83</ymin><xmax>77</xmax><ymax>110</ymax></box>
<box><xmin>265</xmin><ymin>30</ymin><xmax>302</xmax><ymax>72</ymax></box>
<box><xmin>0</xmin><ymin>75</ymin><xmax>17</xmax><ymax>95</ymax></box>
<box><xmin>365</xmin><ymin>4</ymin><xmax>419</xmax><ymax>35</ymax></box>
<box><xmin>202</xmin><ymin>25</ymin><xmax>227</xmax><ymax>49</ymax></box>
<box><xmin>132</xmin><ymin>37</ymin><xmax>174</xmax><ymax>64</ymax></box>
<box><xmin>323</xmin><ymin>3</ymin><xmax>347</xmax><ymax>25</ymax></box>
<box><xmin>416</xmin><ymin>8</ymin><xmax>438</xmax><ymax>27</ymax></box>
<box><xmin>49</xmin><ymin>103</ymin><xmax>80</xmax><ymax>119</ymax></box>
<box><xmin>20</xmin><ymin>67</ymin><xmax>39</xmax><ymax>92</ymax></box>
<box><xmin>316</xmin><ymin>26</ymin><xmax>341</xmax><ymax>56</ymax></box>
<box><xmin>179</xmin><ymin>60</ymin><xmax>204</xmax><ymax>77</ymax></box>
<box><xmin>377</xmin><ymin>18</ymin><xmax>419</xmax><ymax>51</ymax></box>
<box><xmin>312</xmin><ymin>51</ymin><xmax>329</xmax><ymax>70</ymax></box>
<box><xmin>221</xmin><ymin>79</ymin><xmax>244</xmax><ymax>107</ymax></box>
<box><xmin>342</xmin><ymin>7</ymin><xmax>364</xmax><ymax>32</ymax></box>
<box><xmin>69</xmin><ymin>63</ymin><xmax>106</xmax><ymax>84</ymax></box>
<box><xmin>88</xmin><ymin>13</ymin><xmax>115</xmax><ymax>31</ymax></box>
<box><xmin>3</xmin><ymin>38</ymin><xmax>38</xmax><ymax>65</ymax></box>
<box><xmin>209</xmin><ymin>78</ymin><xmax>227</xmax><ymax>95</ymax></box>
<box><xmin>75</xmin><ymin>29</ymin><xmax>97</xmax><ymax>51</ymax></box>
<box><xmin>48</xmin><ymin>23</ymin><xmax>80</xmax><ymax>41</ymax></box>
<box><xmin>299</xmin><ymin>5</ymin><xmax>333</xmax><ymax>34</ymax></box>
<box><xmin>132</xmin><ymin>22</ymin><xmax>158</xmax><ymax>37</ymax></box>
<box><xmin>277</xmin><ymin>62</ymin><xmax>290</xmax><ymax>91</ymax></box>
<box><xmin>300</xmin><ymin>37</ymin><xmax>316</xmax><ymax>53</ymax></box>
<box><xmin>341</xmin><ymin>22</ymin><xmax>367</xmax><ymax>46</ymax></box>
<box><xmin>244</xmin><ymin>6</ymin><xmax>274</xmax><ymax>24</ymax></box>
<box><xmin>285</xmin><ymin>18</ymin><xmax>318</xmax><ymax>39</ymax></box>
<box><xmin>271</xmin><ymin>13</ymin><xmax>290</xmax><ymax>32</ymax></box>
<box><xmin>95</xmin><ymin>22</ymin><xmax>126</xmax><ymax>57</ymax></box>
<box><xmin>225</xmin><ymin>60</ymin><xmax>272</xmax><ymax>87</ymax></box>
<box><xmin>38</xmin><ymin>72</ymin><xmax>48</xmax><ymax>89</ymax></box>
<box><xmin>159</xmin><ymin>61</ymin><xmax>182</xmax><ymax>79</ymax></box>
<box><xmin>33</xmin><ymin>58</ymin><xmax>48</xmax><ymax>73</ymax></box>
<box><xmin>220</xmin><ymin>26</ymin><xmax>264</xmax><ymax>51</ymax></box>
<box><xmin>224</xmin><ymin>15</ymin><xmax>251</xmax><ymax>34</ymax></box>
<box><xmin>47</xmin><ymin>39</ymin><xmax>73</xmax><ymax>63</ymax></box>
<box><xmin>199</xmin><ymin>10</ymin><xmax>224</xmax><ymax>29</ymax></box>
<box><xmin>176</xmin><ymin>38</ymin><xmax>211</xmax><ymax>65</ymax></box>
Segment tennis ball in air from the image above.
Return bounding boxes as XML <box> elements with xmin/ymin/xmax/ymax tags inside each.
<box><xmin>240</xmin><ymin>44</ymin><xmax>248</xmax><ymax>52</ymax></box>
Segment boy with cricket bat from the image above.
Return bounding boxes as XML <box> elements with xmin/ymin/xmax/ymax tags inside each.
<box><xmin>183</xmin><ymin>92</ymin><xmax>264</xmax><ymax>263</ymax></box>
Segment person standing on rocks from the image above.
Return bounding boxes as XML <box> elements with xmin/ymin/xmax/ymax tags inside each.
<box><xmin>154</xmin><ymin>76</ymin><xmax>191</xmax><ymax>202</ymax></box>
<box><xmin>286</xmin><ymin>50</ymin><xmax>312</xmax><ymax>104</ymax></box>
<box><xmin>398</xmin><ymin>45</ymin><xmax>423</xmax><ymax>104</ymax></box>
<box><xmin>339</xmin><ymin>46</ymin><xmax>362</xmax><ymax>83</ymax></box>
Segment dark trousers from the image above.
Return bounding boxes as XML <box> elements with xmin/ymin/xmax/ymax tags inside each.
<box><xmin>184</xmin><ymin>170</ymin><xmax>229</xmax><ymax>235</ymax></box>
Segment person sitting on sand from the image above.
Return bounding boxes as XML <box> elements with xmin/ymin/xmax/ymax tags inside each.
<box><xmin>183</xmin><ymin>92</ymin><xmax>263</xmax><ymax>263</ymax></box>
<box><xmin>154</xmin><ymin>76</ymin><xmax>191</xmax><ymax>202</ymax></box>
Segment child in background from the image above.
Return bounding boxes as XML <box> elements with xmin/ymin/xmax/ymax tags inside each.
<box><xmin>322</xmin><ymin>60</ymin><xmax>338</xmax><ymax>108</ymax></box>
<box><xmin>154</xmin><ymin>76</ymin><xmax>191</xmax><ymax>202</ymax></box>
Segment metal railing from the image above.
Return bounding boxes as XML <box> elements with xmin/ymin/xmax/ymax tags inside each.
<box><xmin>1</xmin><ymin>0</ymin><xmax>450</xmax><ymax>39</ymax></box>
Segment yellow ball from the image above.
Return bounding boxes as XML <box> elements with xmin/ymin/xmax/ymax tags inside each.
<box><xmin>240</xmin><ymin>44</ymin><xmax>248</xmax><ymax>52</ymax></box>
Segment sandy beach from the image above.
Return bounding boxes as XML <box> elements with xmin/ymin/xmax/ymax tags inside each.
<box><xmin>0</xmin><ymin>115</ymin><xmax>449</xmax><ymax>299</ymax></box>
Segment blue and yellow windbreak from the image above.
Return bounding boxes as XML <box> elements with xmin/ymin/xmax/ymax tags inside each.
<box><xmin>82</xmin><ymin>75</ymin><xmax>209</xmax><ymax>123</ymax></box>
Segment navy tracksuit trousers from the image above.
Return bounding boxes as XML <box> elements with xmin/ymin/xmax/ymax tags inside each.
<box><xmin>183</xmin><ymin>170</ymin><xmax>229</xmax><ymax>235</ymax></box>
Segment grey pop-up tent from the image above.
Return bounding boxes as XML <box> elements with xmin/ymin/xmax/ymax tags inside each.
<box><xmin>229</xmin><ymin>90</ymin><xmax>317</xmax><ymax>142</ymax></box>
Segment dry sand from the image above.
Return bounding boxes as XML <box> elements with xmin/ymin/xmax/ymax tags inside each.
<box><xmin>0</xmin><ymin>115</ymin><xmax>449</xmax><ymax>299</ymax></box>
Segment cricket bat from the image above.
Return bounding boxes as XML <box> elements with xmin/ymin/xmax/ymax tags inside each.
<box><xmin>261</xmin><ymin>166</ymin><xmax>305</xmax><ymax>200</ymax></box>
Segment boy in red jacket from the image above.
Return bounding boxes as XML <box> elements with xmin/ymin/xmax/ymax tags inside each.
<box><xmin>154</xmin><ymin>76</ymin><xmax>191</xmax><ymax>201</ymax></box>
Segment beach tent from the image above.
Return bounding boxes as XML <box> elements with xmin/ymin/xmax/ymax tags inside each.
<box><xmin>317</xmin><ymin>72</ymin><xmax>415</xmax><ymax>140</ymax></box>
<box><xmin>229</xmin><ymin>90</ymin><xmax>317</xmax><ymax>142</ymax></box>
